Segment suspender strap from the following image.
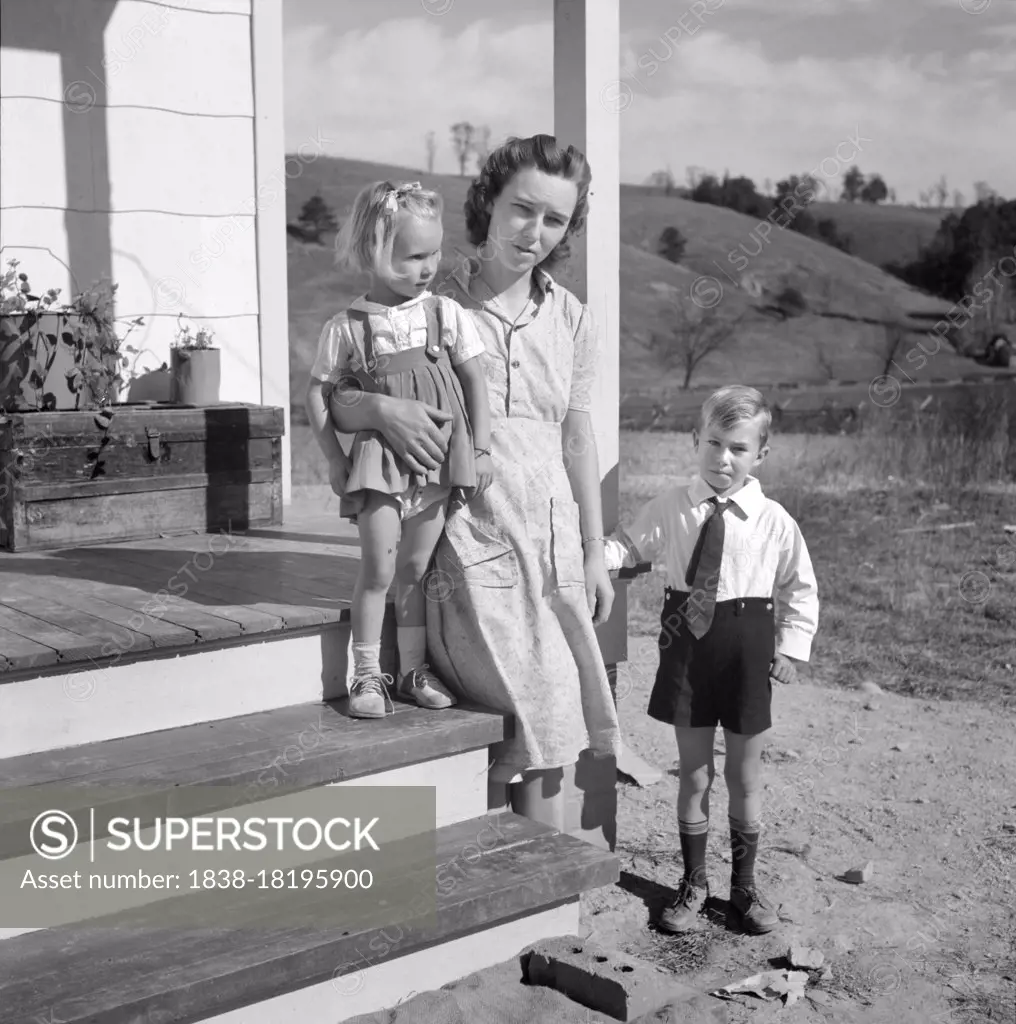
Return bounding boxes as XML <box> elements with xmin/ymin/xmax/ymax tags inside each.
<box><xmin>338</xmin><ymin>298</ymin><xmax>450</xmax><ymax>393</ymax></box>
<box><xmin>423</xmin><ymin>295</ymin><xmax>445</xmax><ymax>355</ymax></box>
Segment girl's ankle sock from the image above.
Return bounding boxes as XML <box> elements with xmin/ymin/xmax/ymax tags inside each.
<box><xmin>729</xmin><ymin>815</ymin><xmax>761</xmax><ymax>889</ymax></box>
<box><xmin>678</xmin><ymin>817</ymin><xmax>709</xmax><ymax>889</ymax></box>
<box><xmin>396</xmin><ymin>626</ymin><xmax>427</xmax><ymax>676</ymax></box>
<box><xmin>351</xmin><ymin>641</ymin><xmax>381</xmax><ymax>678</ymax></box>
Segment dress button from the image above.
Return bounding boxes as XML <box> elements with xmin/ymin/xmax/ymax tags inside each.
<box><xmin>511</xmin><ymin>359</ymin><xmax>520</xmax><ymax>368</ymax></box>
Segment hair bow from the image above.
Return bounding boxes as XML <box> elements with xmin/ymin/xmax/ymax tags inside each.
<box><xmin>384</xmin><ymin>181</ymin><xmax>422</xmax><ymax>213</ymax></box>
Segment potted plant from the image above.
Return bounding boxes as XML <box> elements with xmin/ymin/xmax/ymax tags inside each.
<box><xmin>0</xmin><ymin>259</ymin><xmax>152</xmax><ymax>413</ymax></box>
<box><xmin>170</xmin><ymin>314</ymin><xmax>221</xmax><ymax>406</ymax></box>
<box><xmin>0</xmin><ymin>264</ymin><xmax>282</xmax><ymax>554</ymax></box>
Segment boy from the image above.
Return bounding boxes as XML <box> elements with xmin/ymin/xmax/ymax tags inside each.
<box><xmin>603</xmin><ymin>385</ymin><xmax>819</xmax><ymax>934</ymax></box>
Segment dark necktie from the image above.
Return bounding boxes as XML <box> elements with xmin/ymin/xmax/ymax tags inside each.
<box><xmin>684</xmin><ymin>497</ymin><xmax>728</xmax><ymax>638</ymax></box>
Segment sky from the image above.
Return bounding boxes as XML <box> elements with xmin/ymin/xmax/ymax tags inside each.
<box><xmin>283</xmin><ymin>0</ymin><xmax>1016</xmax><ymax>204</ymax></box>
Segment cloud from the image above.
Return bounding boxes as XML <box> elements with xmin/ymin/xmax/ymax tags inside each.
<box><xmin>284</xmin><ymin>17</ymin><xmax>553</xmax><ymax>176</ymax></box>
<box><xmin>618</xmin><ymin>29</ymin><xmax>1015</xmax><ymax>199</ymax></box>
<box><xmin>284</xmin><ymin>15</ymin><xmax>1016</xmax><ymax>202</ymax></box>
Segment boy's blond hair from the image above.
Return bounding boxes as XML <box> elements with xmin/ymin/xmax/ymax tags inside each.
<box><xmin>335</xmin><ymin>180</ymin><xmax>443</xmax><ymax>279</ymax></box>
<box><xmin>700</xmin><ymin>385</ymin><xmax>772</xmax><ymax>448</ymax></box>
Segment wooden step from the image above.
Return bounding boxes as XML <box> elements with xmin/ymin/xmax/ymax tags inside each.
<box><xmin>0</xmin><ymin>697</ymin><xmax>509</xmax><ymax>861</ymax></box>
<box><xmin>0</xmin><ymin>813</ymin><xmax>619</xmax><ymax>1024</ymax></box>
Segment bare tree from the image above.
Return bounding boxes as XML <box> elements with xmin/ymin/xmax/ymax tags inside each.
<box><xmin>952</xmin><ymin>189</ymin><xmax>965</xmax><ymax>209</ymax></box>
<box><xmin>647</xmin><ymin>169</ymin><xmax>677</xmax><ymax>193</ymax></box>
<box><xmin>645</xmin><ymin>298</ymin><xmax>744</xmax><ymax>388</ymax></box>
<box><xmin>425</xmin><ymin>131</ymin><xmax>436</xmax><ymax>174</ymax></box>
<box><xmin>932</xmin><ymin>174</ymin><xmax>949</xmax><ymax>208</ymax></box>
<box><xmin>450</xmin><ymin>122</ymin><xmax>475</xmax><ymax>177</ymax></box>
<box><xmin>686</xmin><ymin>166</ymin><xmax>705</xmax><ymax>191</ymax></box>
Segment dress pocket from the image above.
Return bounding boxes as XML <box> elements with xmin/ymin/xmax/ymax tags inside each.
<box><xmin>550</xmin><ymin>496</ymin><xmax>586</xmax><ymax>588</ymax></box>
<box><xmin>444</xmin><ymin>506</ymin><xmax>518</xmax><ymax>589</ymax></box>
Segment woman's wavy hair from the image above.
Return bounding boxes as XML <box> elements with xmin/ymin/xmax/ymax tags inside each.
<box><xmin>335</xmin><ymin>180</ymin><xmax>443</xmax><ymax>279</ymax></box>
<box><xmin>463</xmin><ymin>134</ymin><xmax>591</xmax><ymax>272</ymax></box>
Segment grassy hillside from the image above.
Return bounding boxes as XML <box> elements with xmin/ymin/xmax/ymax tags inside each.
<box><xmin>285</xmin><ymin>157</ymin><xmax>990</xmax><ymax>416</ymax></box>
<box><xmin>808</xmin><ymin>200</ymin><xmax>947</xmax><ymax>270</ymax></box>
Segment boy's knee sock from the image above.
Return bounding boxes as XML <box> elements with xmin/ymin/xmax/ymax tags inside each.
<box><xmin>396</xmin><ymin>626</ymin><xmax>427</xmax><ymax>676</ymax></box>
<box><xmin>351</xmin><ymin>642</ymin><xmax>381</xmax><ymax>678</ymax></box>
<box><xmin>678</xmin><ymin>818</ymin><xmax>709</xmax><ymax>889</ymax></box>
<box><xmin>729</xmin><ymin>815</ymin><xmax>761</xmax><ymax>889</ymax></box>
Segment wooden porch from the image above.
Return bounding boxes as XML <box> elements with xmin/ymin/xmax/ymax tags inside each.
<box><xmin>0</xmin><ymin>498</ymin><xmax>367</xmax><ymax>681</ymax></box>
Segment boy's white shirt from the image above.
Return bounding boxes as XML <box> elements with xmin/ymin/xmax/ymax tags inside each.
<box><xmin>604</xmin><ymin>474</ymin><xmax>819</xmax><ymax>661</ymax></box>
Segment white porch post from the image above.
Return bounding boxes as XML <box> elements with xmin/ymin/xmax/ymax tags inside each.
<box><xmin>553</xmin><ymin>0</ymin><xmax>620</xmax><ymax>535</ymax></box>
<box><xmin>555</xmin><ymin>1</ymin><xmax>662</xmax><ymax>793</ymax></box>
<box><xmin>251</xmin><ymin>0</ymin><xmax>292</xmax><ymax>506</ymax></box>
<box><xmin>554</xmin><ymin>0</ymin><xmax>625</xmax><ymax>670</ymax></box>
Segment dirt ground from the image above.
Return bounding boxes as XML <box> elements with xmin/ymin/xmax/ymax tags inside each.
<box><xmin>579</xmin><ymin>636</ymin><xmax>1015</xmax><ymax>1023</ymax></box>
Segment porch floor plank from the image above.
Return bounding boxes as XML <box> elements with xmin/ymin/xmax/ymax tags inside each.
<box><xmin>77</xmin><ymin>546</ymin><xmax>342</xmax><ymax>630</ymax></box>
<box><xmin>0</xmin><ymin>625</ymin><xmax>60</xmax><ymax>671</ymax></box>
<box><xmin>110</xmin><ymin>542</ymin><xmax>354</xmax><ymax>609</ymax></box>
<box><xmin>44</xmin><ymin>553</ymin><xmax>289</xmax><ymax>636</ymax></box>
<box><xmin>11</xmin><ymin>577</ymin><xmax>203</xmax><ymax>649</ymax></box>
<box><xmin>0</xmin><ymin>499</ymin><xmax>365</xmax><ymax>680</ymax></box>
<box><xmin>0</xmin><ymin>591</ymin><xmax>143</xmax><ymax>659</ymax></box>
<box><xmin>0</xmin><ymin>603</ymin><xmax>103</xmax><ymax>661</ymax></box>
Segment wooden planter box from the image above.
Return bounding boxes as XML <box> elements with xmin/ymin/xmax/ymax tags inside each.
<box><xmin>0</xmin><ymin>403</ymin><xmax>284</xmax><ymax>552</ymax></box>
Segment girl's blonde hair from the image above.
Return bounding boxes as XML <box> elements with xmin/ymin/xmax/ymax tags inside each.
<box><xmin>335</xmin><ymin>181</ymin><xmax>443</xmax><ymax>279</ymax></box>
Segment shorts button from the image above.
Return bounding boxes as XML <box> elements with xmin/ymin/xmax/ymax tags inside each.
<box><xmin>766</xmin><ymin>602</ymin><xmax>773</xmax><ymax>610</ymax></box>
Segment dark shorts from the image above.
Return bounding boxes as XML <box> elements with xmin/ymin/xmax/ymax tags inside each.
<box><xmin>647</xmin><ymin>588</ymin><xmax>776</xmax><ymax>735</ymax></box>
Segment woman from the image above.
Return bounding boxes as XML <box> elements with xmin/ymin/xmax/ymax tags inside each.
<box><xmin>328</xmin><ymin>135</ymin><xmax>621</xmax><ymax>827</ymax></box>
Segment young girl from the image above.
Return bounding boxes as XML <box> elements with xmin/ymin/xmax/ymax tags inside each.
<box><xmin>305</xmin><ymin>181</ymin><xmax>493</xmax><ymax>719</ymax></box>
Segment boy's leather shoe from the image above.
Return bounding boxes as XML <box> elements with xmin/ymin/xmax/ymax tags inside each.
<box><xmin>658</xmin><ymin>877</ymin><xmax>709</xmax><ymax>934</ymax></box>
<box><xmin>727</xmin><ymin>885</ymin><xmax>779</xmax><ymax>934</ymax></box>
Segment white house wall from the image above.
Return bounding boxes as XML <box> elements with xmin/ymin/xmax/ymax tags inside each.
<box><xmin>0</xmin><ymin>0</ymin><xmax>263</xmax><ymax>405</ymax></box>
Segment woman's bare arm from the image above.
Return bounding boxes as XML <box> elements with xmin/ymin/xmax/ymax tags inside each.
<box><xmin>562</xmin><ymin>409</ymin><xmax>605</xmax><ymax>542</ymax></box>
<box><xmin>563</xmin><ymin>409</ymin><xmax>613</xmax><ymax>626</ymax></box>
<box><xmin>451</xmin><ymin>356</ymin><xmax>491</xmax><ymax>451</ymax></box>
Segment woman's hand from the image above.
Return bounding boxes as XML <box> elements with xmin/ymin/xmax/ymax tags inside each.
<box><xmin>379</xmin><ymin>399</ymin><xmax>453</xmax><ymax>475</ymax></box>
<box><xmin>584</xmin><ymin>546</ymin><xmax>614</xmax><ymax>626</ymax></box>
<box><xmin>472</xmin><ymin>453</ymin><xmax>494</xmax><ymax>496</ymax></box>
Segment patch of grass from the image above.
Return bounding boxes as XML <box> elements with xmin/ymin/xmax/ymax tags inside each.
<box><xmin>621</xmin><ymin>404</ymin><xmax>1015</xmax><ymax>709</ymax></box>
<box><xmin>807</xmin><ymin>200</ymin><xmax>946</xmax><ymax>270</ymax></box>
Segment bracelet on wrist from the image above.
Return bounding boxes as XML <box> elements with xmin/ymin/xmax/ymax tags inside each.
<box><xmin>581</xmin><ymin>536</ymin><xmax>605</xmax><ymax>546</ymax></box>
<box><xmin>473</xmin><ymin>446</ymin><xmax>492</xmax><ymax>458</ymax></box>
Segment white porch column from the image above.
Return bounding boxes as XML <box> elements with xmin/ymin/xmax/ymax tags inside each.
<box><xmin>554</xmin><ymin>0</ymin><xmax>622</xmax><ymax>613</ymax></box>
<box><xmin>555</xmin><ymin>2</ymin><xmax>661</xmax><ymax>792</ymax></box>
<box><xmin>252</xmin><ymin>0</ymin><xmax>292</xmax><ymax>506</ymax></box>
